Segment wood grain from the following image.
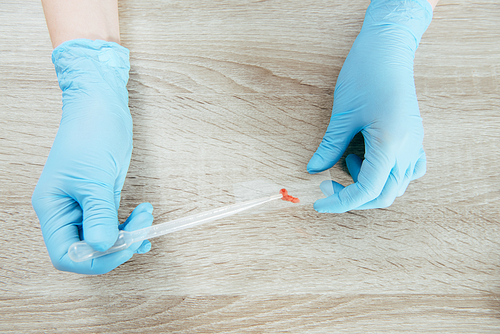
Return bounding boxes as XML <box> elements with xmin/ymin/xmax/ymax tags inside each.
<box><xmin>1</xmin><ymin>0</ymin><xmax>499</xmax><ymax>332</ymax></box>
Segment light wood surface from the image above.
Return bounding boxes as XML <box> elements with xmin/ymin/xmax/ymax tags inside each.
<box><xmin>1</xmin><ymin>0</ymin><xmax>500</xmax><ymax>332</ymax></box>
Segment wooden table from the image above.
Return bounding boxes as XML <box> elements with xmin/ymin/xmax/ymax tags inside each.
<box><xmin>1</xmin><ymin>0</ymin><xmax>499</xmax><ymax>332</ymax></box>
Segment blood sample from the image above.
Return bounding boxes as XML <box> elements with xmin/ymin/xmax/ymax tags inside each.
<box><xmin>280</xmin><ymin>188</ymin><xmax>300</xmax><ymax>203</ymax></box>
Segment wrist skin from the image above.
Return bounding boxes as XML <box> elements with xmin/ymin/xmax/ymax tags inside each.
<box><xmin>427</xmin><ymin>0</ymin><xmax>439</xmax><ymax>9</ymax></box>
<box><xmin>41</xmin><ymin>0</ymin><xmax>120</xmax><ymax>48</ymax></box>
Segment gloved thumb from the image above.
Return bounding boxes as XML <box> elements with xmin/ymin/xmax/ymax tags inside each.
<box><xmin>307</xmin><ymin>112</ymin><xmax>357</xmax><ymax>174</ymax></box>
<box><xmin>77</xmin><ymin>183</ymin><xmax>120</xmax><ymax>252</ymax></box>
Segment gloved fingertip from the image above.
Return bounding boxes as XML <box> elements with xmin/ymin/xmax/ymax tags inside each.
<box><xmin>121</xmin><ymin>203</ymin><xmax>154</xmax><ymax>228</ymax></box>
<box><xmin>143</xmin><ymin>202</ymin><xmax>154</xmax><ymax>214</ymax></box>
<box><xmin>313</xmin><ymin>198</ymin><xmax>331</xmax><ymax>213</ymax></box>
<box><xmin>314</xmin><ymin>191</ymin><xmax>355</xmax><ymax>214</ymax></box>
<box><xmin>123</xmin><ymin>211</ymin><xmax>154</xmax><ymax>232</ymax></box>
<box><xmin>135</xmin><ymin>240</ymin><xmax>152</xmax><ymax>254</ymax></box>
<box><xmin>307</xmin><ymin>154</ymin><xmax>329</xmax><ymax>174</ymax></box>
<box><xmin>135</xmin><ymin>202</ymin><xmax>154</xmax><ymax>214</ymax></box>
<box><xmin>320</xmin><ymin>180</ymin><xmax>346</xmax><ymax>197</ymax></box>
<box><xmin>84</xmin><ymin>224</ymin><xmax>119</xmax><ymax>252</ymax></box>
<box><xmin>320</xmin><ymin>180</ymin><xmax>335</xmax><ymax>197</ymax></box>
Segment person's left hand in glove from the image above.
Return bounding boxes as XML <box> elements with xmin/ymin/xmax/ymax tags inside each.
<box><xmin>308</xmin><ymin>0</ymin><xmax>436</xmax><ymax>213</ymax></box>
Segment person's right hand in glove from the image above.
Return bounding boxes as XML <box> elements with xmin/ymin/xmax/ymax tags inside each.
<box><xmin>31</xmin><ymin>39</ymin><xmax>153</xmax><ymax>275</ymax></box>
<box><xmin>33</xmin><ymin>1</ymin><xmax>153</xmax><ymax>274</ymax></box>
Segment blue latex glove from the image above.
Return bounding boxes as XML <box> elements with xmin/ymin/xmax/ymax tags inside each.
<box><xmin>32</xmin><ymin>39</ymin><xmax>152</xmax><ymax>275</ymax></box>
<box><xmin>307</xmin><ymin>0</ymin><xmax>433</xmax><ymax>213</ymax></box>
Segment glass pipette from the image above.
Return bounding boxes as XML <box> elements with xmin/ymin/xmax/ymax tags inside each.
<box><xmin>68</xmin><ymin>192</ymin><xmax>285</xmax><ymax>262</ymax></box>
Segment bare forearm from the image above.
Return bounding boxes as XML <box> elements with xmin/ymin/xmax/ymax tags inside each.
<box><xmin>41</xmin><ymin>0</ymin><xmax>120</xmax><ymax>48</ymax></box>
